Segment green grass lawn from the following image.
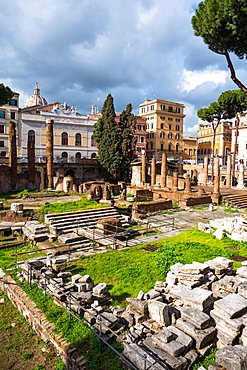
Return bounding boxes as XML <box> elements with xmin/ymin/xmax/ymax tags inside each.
<box><xmin>67</xmin><ymin>229</ymin><xmax>245</xmax><ymax>306</ymax></box>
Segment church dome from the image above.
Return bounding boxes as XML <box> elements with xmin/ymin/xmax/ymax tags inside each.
<box><xmin>24</xmin><ymin>84</ymin><xmax>47</xmax><ymax>107</ymax></box>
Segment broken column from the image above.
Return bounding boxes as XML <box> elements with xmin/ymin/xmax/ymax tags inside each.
<box><xmin>203</xmin><ymin>156</ymin><xmax>208</xmax><ymax>186</ymax></box>
<box><xmin>237</xmin><ymin>164</ymin><xmax>245</xmax><ymax>189</ymax></box>
<box><xmin>173</xmin><ymin>172</ymin><xmax>178</xmax><ymax>191</ymax></box>
<box><xmin>9</xmin><ymin>121</ymin><xmax>17</xmax><ymax>190</ymax></box>
<box><xmin>27</xmin><ymin>133</ymin><xmax>35</xmax><ymax>187</ymax></box>
<box><xmin>46</xmin><ymin>119</ymin><xmax>54</xmax><ymax>190</ymax></box>
<box><xmin>213</xmin><ymin>157</ymin><xmax>220</xmax><ymax>194</ymax></box>
<box><xmin>160</xmin><ymin>152</ymin><xmax>167</xmax><ymax>188</ymax></box>
<box><xmin>226</xmin><ymin>154</ymin><xmax>232</xmax><ymax>188</ymax></box>
<box><xmin>141</xmin><ymin>153</ymin><xmax>146</xmax><ymax>185</ymax></box>
<box><xmin>184</xmin><ymin>174</ymin><xmax>191</xmax><ymax>192</ymax></box>
<box><xmin>151</xmin><ymin>157</ymin><xmax>156</xmax><ymax>186</ymax></box>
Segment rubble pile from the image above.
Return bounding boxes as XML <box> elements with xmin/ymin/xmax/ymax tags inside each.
<box><xmin>17</xmin><ymin>254</ymin><xmax>247</xmax><ymax>370</ymax></box>
<box><xmin>198</xmin><ymin>214</ymin><xmax>247</xmax><ymax>242</ymax></box>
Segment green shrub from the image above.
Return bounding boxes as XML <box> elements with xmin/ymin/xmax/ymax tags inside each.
<box><xmin>22</xmin><ymin>352</ymin><xmax>33</xmax><ymax>360</ymax></box>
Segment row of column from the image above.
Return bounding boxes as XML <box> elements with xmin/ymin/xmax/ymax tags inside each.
<box><xmin>203</xmin><ymin>154</ymin><xmax>234</xmax><ymax>189</ymax></box>
<box><xmin>142</xmin><ymin>153</ymin><xmax>168</xmax><ymax>187</ymax></box>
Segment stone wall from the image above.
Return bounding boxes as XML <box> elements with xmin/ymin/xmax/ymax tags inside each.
<box><xmin>179</xmin><ymin>196</ymin><xmax>212</xmax><ymax>207</ymax></box>
<box><xmin>132</xmin><ymin>200</ymin><xmax>173</xmax><ymax>218</ymax></box>
<box><xmin>0</xmin><ymin>276</ymin><xmax>85</xmax><ymax>370</ymax></box>
<box><xmin>0</xmin><ymin>165</ymin><xmax>41</xmax><ymax>192</ymax></box>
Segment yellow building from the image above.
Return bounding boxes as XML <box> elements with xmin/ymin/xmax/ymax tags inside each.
<box><xmin>182</xmin><ymin>136</ymin><xmax>197</xmax><ymax>160</ymax></box>
<box><xmin>0</xmin><ymin>92</ymin><xmax>20</xmax><ymax>159</ymax></box>
<box><xmin>197</xmin><ymin>121</ymin><xmax>232</xmax><ymax>164</ymax></box>
<box><xmin>139</xmin><ymin>99</ymin><xmax>185</xmax><ymax>160</ymax></box>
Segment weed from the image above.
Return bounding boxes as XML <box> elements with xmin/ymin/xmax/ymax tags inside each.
<box><xmin>193</xmin><ymin>348</ymin><xmax>216</xmax><ymax>369</ymax></box>
<box><xmin>22</xmin><ymin>352</ymin><xmax>33</xmax><ymax>360</ymax></box>
<box><xmin>55</xmin><ymin>358</ymin><xmax>66</xmax><ymax>370</ymax></box>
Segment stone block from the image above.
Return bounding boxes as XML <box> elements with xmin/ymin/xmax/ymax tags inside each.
<box><xmin>170</xmin><ymin>285</ymin><xmax>214</xmax><ymax>312</ymax></box>
<box><xmin>210</xmin><ymin>309</ymin><xmax>245</xmax><ymax>333</ymax></box>
<box><xmin>178</xmin><ymin>262</ymin><xmax>209</xmax><ymax>275</ymax></box>
<box><xmin>175</xmin><ymin>318</ymin><xmax>216</xmax><ymax>349</ymax></box>
<box><xmin>180</xmin><ymin>307</ymin><xmax>210</xmax><ymax>329</ymax></box>
<box><xmin>123</xmin><ymin>343</ymin><xmax>169</xmax><ymax>370</ymax></box>
<box><xmin>237</xmin><ymin>267</ymin><xmax>247</xmax><ymax>279</ymax></box>
<box><xmin>213</xmin><ymin>294</ymin><xmax>247</xmax><ymax>319</ymax></box>
<box><xmin>126</xmin><ymin>298</ymin><xmax>148</xmax><ymax>315</ymax></box>
<box><xmin>93</xmin><ymin>283</ymin><xmax>108</xmax><ymax>295</ymax></box>
<box><xmin>145</xmin><ymin>289</ymin><xmax>161</xmax><ymax>300</ymax></box>
<box><xmin>97</xmin><ymin>311</ymin><xmax>118</xmax><ymax>329</ymax></box>
<box><xmin>148</xmin><ymin>300</ymin><xmax>170</xmax><ymax>326</ymax></box>
<box><xmin>216</xmin><ymin>345</ymin><xmax>247</xmax><ymax>370</ymax></box>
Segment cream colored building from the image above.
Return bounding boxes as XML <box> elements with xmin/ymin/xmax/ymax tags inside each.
<box><xmin>0</xmin><ymin>92</ymin><xmax>20</xmax><ymax>158</ymax></box>
<box><xmin>183</xmin><ymin>136</ymin><xmax>197</xmax><ymax>160</ymax></box>
<box><xmin>197</xmin><ymin>122</ymin><xmax>232</xmax><ymax>164</ymax></box>
<box><xmin>138</xmin><ymin>99</ymin><xmax>185</xmax><ymax>160</ymax></box>
<box><xmin>20</xmin><ymin>85</ymin><xmax>98</xmax><ymax>162</ymax></box>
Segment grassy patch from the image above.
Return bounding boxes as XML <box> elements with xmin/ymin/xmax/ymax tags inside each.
<box><xmin>40</xmin><ymin>194</ymin><xmax>108</xmax><ymax>214</ymax></box>
<box><xmin>67</xmin><ymin>229</ymin><xmax>245</xmax><ymax>305</ymax></box>
<box><xmin>224</xmin><ymin>207</ymin><xmax>239</xmax><ymax>213</ymax></box>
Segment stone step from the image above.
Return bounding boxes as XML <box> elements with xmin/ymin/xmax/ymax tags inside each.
<box><xmin>45</xmin><ymin>207</ymin><xmax>118</xmax><ymax>223</ymax></box>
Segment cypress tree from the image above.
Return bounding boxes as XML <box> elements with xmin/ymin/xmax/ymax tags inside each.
<box><xmin>93</xmin><ymin>94</ymin><xmax>121</xmax><ymax>181</ymax></box>
<box><xmin>119</xmin><ymin>103</ymin><xmax>137</xmax><ymax>182</ymax></box>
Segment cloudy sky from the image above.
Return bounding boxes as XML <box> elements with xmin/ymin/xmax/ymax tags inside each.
<box><xmin>1</xmin><ymin>0</ymin><xmax>247</xmax><ymax>136</ymax></box>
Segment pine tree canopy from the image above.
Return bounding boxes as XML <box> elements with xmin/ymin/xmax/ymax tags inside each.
<box><xmin>0</xmin><ymin>83</ymin><xmax>13</xmax><ymax>106</ymax></box>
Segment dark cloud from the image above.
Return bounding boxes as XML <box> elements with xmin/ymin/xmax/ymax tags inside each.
<box><xmin>0</xmin><ymin>0</ymin><xmax>245</xmax><ymax>136</ymax></box>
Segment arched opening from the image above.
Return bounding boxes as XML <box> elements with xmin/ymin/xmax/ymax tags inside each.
<box><xmin>28</xmin><ymin>130</ymin><xmax>35</xmax><ymax>143</ymax></box>
<box><xmin>91</xmin><ymin>153</ymin><xmax>96</xmax><ymax>159</ymax></box>
<box><xmin>61</xmin><ymin>132</ymin><xmax>68</xmax><ymax>145</ymax></box>
<box><xmin>168</xmin><ymin>142</ymin><xmax>172</xmax><ymax>152</ymax></box>
<box><xmin>61</xmin><ymin>152</ymin><xmax>68</xmax><ymax>162</ymax></box>
<box><xmin>176</xmin><ymin>143</ymin><xmax>179</xmax><ymax>152</ymax></box>
<box><xmin>75</xmin><ymin>152</ymin><xmax>81</xmax><ymax>159</ymax></box>
<box><xmin>75</xmin><ymin>133</ymin><xmax>81</xmax><ymax>146</ymax></box>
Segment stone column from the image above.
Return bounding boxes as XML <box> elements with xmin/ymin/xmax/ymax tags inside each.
<box><xmin>141</xmin><ymin>153</ymin><xmax>146</xmax><ymax>184</ymax></box>
<box><xmin>226</xmin><ymin>154</ymin><xmax>231</xmax><ymax>188</ymax></box>
<box><xmin>9</xmin><ymin>121</ymin><xmax>17</xmax><ymax>190</ymax></box>
<box><xmin>203</xmin><ymin>155</ymin><xmax>208</xmax><ymax>186</ymax></box>
<box><xmin>237</xmin><ymin>164</ymin><xmax>245</xmax><ymax>189</ymax></box>
<box><xmin>173</xmin><ymin>171</ymin><xmax>178</xmax><ymax>190</ymax></box>
<box><xmin>46</xmin><ymin>119</ymin><xmax>54</xmax><ymax>190</ymax></box>
<box><xmin>184</xmin><ymin>174</ymin><xmax>191</xmax><ymax>192</ymax></box>
<box><xmin>213</xmin><ymin>157</ymin><xmax>220</xmax><ymax>194</ymax></box>
<box><xmin>160</xmin><ymin>152</ymin><xmax>167</xmax><ymax>187</ymax></box>
<box><xmin>151</xmin><ymin>157</ymin><xmax>156</xmax><ymax>186</ymax></box>
<box><xmin>28</xmin><ymin>135</ymin><xmax>35</xmax><ymax>186</ymax></box>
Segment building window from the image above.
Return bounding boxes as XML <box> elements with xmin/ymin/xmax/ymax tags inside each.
<box><xmin>10</xmin><ymin>112</ymin><xmax>16</xmax><ymax>119</ymax></box>
<box><xmin>146</xmin><ymin>143</ymin><xmax>149</xmax><ymax>150</ymax></box>
<box><xmin>204</xmin><ymin>148</ymin><xmax>207</xmax><ymax>154</ymax></box>
<box><xmin>168</xmin><ymin>117</ymin><xmax>173</xmax><ymax>121</ymax></box>
<box><xmin>141</xmin><ymin>108</ymin><xmax>145</xmax><ymax>113</ymax></box>
<box><xmin>0</xmin><ymin>141</ymin><xmax>4</xmax><ymax>147</ymax></box>
<box><xmin>176</xmin><ymin>107</ymin><xmax>180</xmax><ymax>113</ymax></box>
<box><xmin>160</xmin><ymin>105</ymin><xmax>165</xmax><ymax>111</ymax></box>
<box><xmin>160</xmin><ymin>131</ymin><xmax>165</xmax><ymax>138</ymax></box>
<box><xmin>176</xmin><ymin>143</ymin><xmax>179</xmax><ymax>152</ymax></box>
<box><xmin>75</xmin><ymin>152</ymin><xmax>81</xmax><ymax>159</ymax></box>
<box><xmin>169</xmin><ymin>124</ymin><xmax>172</xmax><ymax>130</ymax></box>
<box><xmin>168</xmin><ymin>106</ymin><xmax>173</xmax><ymax>112</ymax></box>
<box><xmin>91</xmin><ymin>135</ymin><xmax>96</xmax><ymax>146</ymax></box>
<box><xmin>140</xmin><ymin>136</ymin><xmax>144</xmax><ymax>143</ymax></box>
<box><xmin>150</xmin><ymin>142</ymin><xmax>153</xmax><ymax>150</ymax></box>
<box><xmin>176</xmin><ymin>125</ymin><xmax>180</xmax><ymax>131</ymax></box>
<box><xmin>175</xmin><ymin>118</ymin><xmax>180</xmax><ymax>122</ymax></box>
<box><xmin>160</xmin><ymin>116</ymin><xmax>165</xmax><ymax>120</ymax></box>
<box><xmin>0</xmin><ymin>111</ymin><xmax>5</xmax><ymax>119</ymax></box>
<box><xmin>175</xmin><ymin>133</ymin><xmax>180</xmax><ymax>140</ymax></box>
<box><xmin>9</xmin><ymin>99</ymin><xmax>17</xmax><ymax>106</ymax></box>
<box><xmin>75</xmin><ymin>133</ymin><xmax>81</xmax><ymax>146</ymax></box>
<box><xmin>61</xmin><ymin>152</ymin><xmax>68</xmax><ymax>160</ymax></box>
<box><xmin>151</xmin><ymin>105</ymin><xmax>154</xmax><ymax>111</ymax></box>
<box><xmin>146</xmin><ymin>133</ymin><xmax>149</xmax><ymax>139</ymax></box>
<box><xmin>160</xmin><ymin>123</ymin><xmax>164</xmax><ymax>129</ymax></box>
<box><xmin>198</xmin><ymin>149</ymin><xmax>200</xmax><ymax>155</ymax></box>
<box><xmin>0</xmin><ymin>151</ymin><xmax>6</xmax><ymax>157</ymax></box>
<box><xmin>0</xmin><ymin>125</ymin><xmax>4</xmax><ymax>133</ymax></box>
<box><xmin>151</xmin><ymin>123</ymin><xmax>153</xmax><ymax>129</ymax></box>
<box><xmin>150</xmin><ymin>132</ymin><xmax>154</xmax><ymax>138</ymax></box>
<box><xmin>160</xmin><ymin>143</ymin><xmax>164</xmax><ymax>151</ymax></box>
<box><xmin>208</xmin><ymin>148</ymin><xmax>211</xmax><ymax>154</ymax></box>
<box><xmin>168</xmin><ymin>142</ymin><xmax>172</xmax><ymax>151</ymax></box>
<box><xmin>28</xmin><ymin>130</ymin><xmax>35</xmax><ymax>143</ymax></box>
<box><xmin>168</xmin><ymin>132</ymin><xmax>172</xmax><ymax>139</ymax></box>
<box><xmin>61</xmin><ymin>132</ymin><xmax>68</xmax><ymax>145</ymax></box>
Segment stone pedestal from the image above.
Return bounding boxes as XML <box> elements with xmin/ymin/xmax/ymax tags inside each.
<box><xmin>11</xmin><ymin>203</ymin><xmax>23</xmax><ymax>213</ymax></box>
<box><xmin>185</xmin><ymin>174</ymin><xmax>191</xmax><ymax>192</ymax></box>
